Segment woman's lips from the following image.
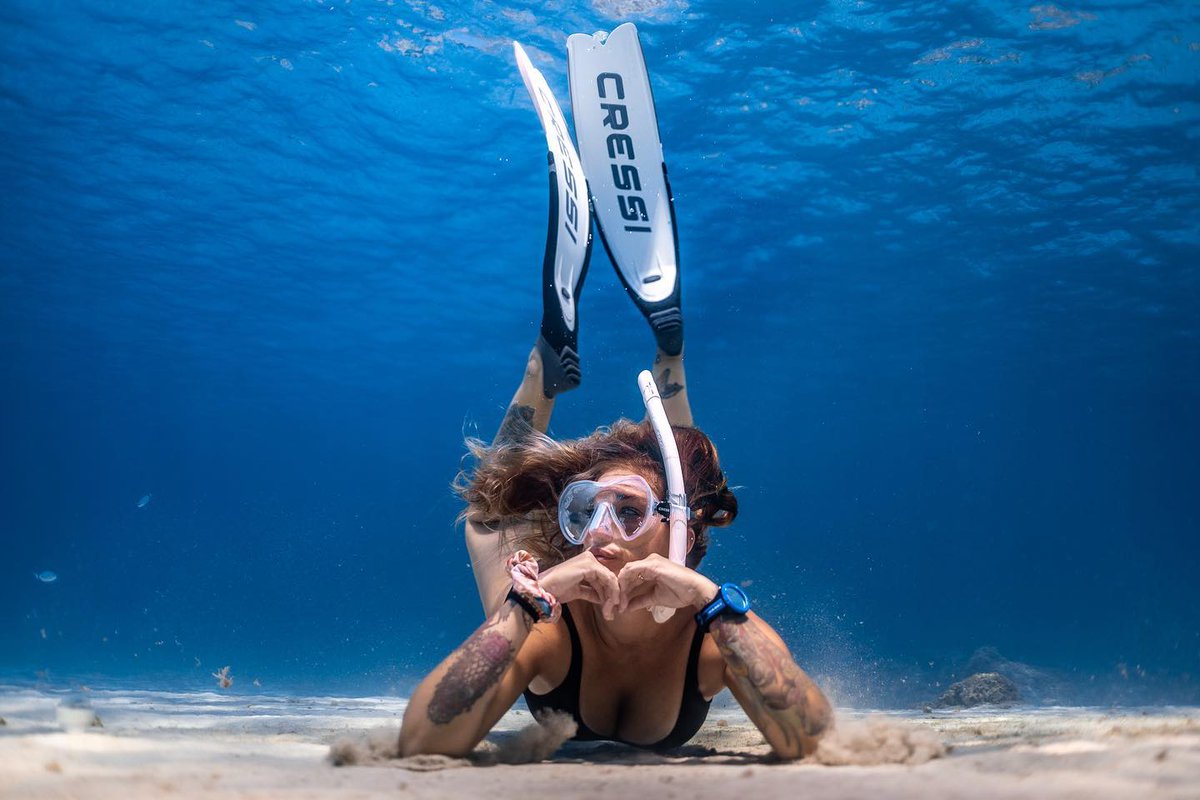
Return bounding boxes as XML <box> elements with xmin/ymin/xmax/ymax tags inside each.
<box><xmin>590</xmin><ymin>547</ymin><xmax>621</xmax><ymax>561</ymax></box>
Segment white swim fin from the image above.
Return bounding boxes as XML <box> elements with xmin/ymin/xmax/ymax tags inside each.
<box><xmin>567</xmin><ymin>24</ymin><xmax>682</xmax><ymax>356</ymax></box>
<box><xmin>514</xmin><ymin>41</ymin><xmax>594</xmax><ymax>396</ymax></box>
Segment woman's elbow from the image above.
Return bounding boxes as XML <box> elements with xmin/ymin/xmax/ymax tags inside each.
<box><xmin>774</xmin><ymin>686</ymin><xmax>833</xmax><ymax>760</ymax></box>
<box><xmin>398</xmin><ymin>703</ymin><xmax>475</xmax><ymax>758</ymax></box>
<box><xmin>798</xmin><ymin>687</ymin><xmax>834</xmax><ymax>758</ymax></box>
<box><xmin>398</xmin><ymin>720</ymin><xmax>474</xmax><ymax>759</ymax></box>
<box><xmin>397</xmin><ymin>721</ymin><xmax>427</xmax><ymax>758</ymax></box>
<box><xmin>397</xmin><ymin>714</ymin><xmax>430</xmax><ymax>757</ymax></box>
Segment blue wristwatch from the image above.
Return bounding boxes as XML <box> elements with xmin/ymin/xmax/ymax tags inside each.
<box><xmin>695</xmin><ymin>582</ymin><xmax>751</xmax><ymax>631</ymax></box>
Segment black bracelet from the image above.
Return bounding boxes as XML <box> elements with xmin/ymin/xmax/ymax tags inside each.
<box><xmin>506</xmin><ymin>589</ymin><xmax>543</xmax><ymax>623</ymax></box>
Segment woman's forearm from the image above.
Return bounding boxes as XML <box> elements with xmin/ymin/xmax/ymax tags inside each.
<box><xmin>710</xmin><ymin>612</ymin><xmax>832</xmax><ymax>758</ymax></box>
<box><xmin>399</xmin><ymin>598</ymin><xmax>535</xmax><ymax>756</ymax></box>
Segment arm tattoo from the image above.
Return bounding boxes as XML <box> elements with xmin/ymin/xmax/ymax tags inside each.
<box><xmin>712</xmin><ymin>616</ymin><xmax>830</xmax><ymax>749</ymax></box>
<box><xmin>494</xmin><ymin>404</ymin><xmax>536</xmax><ymax>447</ymax></box>
<box><xmin>656</xmin><ymin>368</ymin><xmax>684</xmax><ymax>399</ymax></box>
<box><xmin>426</xmin><ymin>604</ymin><xmax>531</xmax><ymax>725</ymax></box>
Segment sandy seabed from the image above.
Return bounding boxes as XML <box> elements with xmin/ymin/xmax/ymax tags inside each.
<box><xmin>0</xmin><ymin>686</ymin><xmax>1197</xmax><ymax>799</ymax></box>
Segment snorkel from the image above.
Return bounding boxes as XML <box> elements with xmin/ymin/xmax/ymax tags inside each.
<box><xmin>637</xmin><ymin>370</ymin><xmax>689</xmax><ymax>623</ymax></box>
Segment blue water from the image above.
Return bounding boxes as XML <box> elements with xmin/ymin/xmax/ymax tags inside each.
<box><xmin>2</xmin><ymin>1</ymin><xmax>1197</xmax><ymax>706</ymax></box>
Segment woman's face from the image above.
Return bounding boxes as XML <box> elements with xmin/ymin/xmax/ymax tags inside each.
<box><xmin>578</xmin><ymin>467</ymin><xmax>671</xmax><ymax>571</ymax></box>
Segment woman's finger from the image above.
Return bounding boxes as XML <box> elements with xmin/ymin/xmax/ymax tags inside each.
<box><xmin>618</xmin><ymin>578</ymin><xmax>657</xmax><ymax>612</ymax></box>
<box><xmin>590</xmin><ymin>565</ymin><xmax>622</xmax><ymax>618</ymax></box>
<box><xmin>617</xmin><ymin>562</ymin><xmax>652</xmax><ymax>595</ymax></box>
<box><xmin>573</xmin><ymin>584</ymin><xmax>601</xmax><ymax>605</ymax></box>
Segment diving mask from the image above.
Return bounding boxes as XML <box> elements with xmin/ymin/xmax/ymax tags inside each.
<box><xmin>557</xmin><ymin>475</ymin><xmax>670</xmax><ymax>545</ymax></box>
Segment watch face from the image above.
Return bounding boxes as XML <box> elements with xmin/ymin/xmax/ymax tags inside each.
<box><xmin>722</xmin><ymin>584</ymin><xmax>751</xmax><ymax>614</ymax></box>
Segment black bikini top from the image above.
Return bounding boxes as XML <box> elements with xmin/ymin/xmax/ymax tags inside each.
<box><xmin>522</xmin><ymin>604</ymin><xmax>712</xmax><ymax>751</ymax></box>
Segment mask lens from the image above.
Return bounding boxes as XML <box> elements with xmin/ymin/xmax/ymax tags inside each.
<box><xmin>607</xmin><ymin>489</ymin><xmax>651</xmax><ymax>539</ymax></box>
<box><xmin>558</xmin><ymin>481</ymin><xmax>600</xmax><ymax>544</ymax></box>
<box><xmin>557</xmin><ymin>476</ymin><xmax>658</xmax><ymax>544</ymax></box>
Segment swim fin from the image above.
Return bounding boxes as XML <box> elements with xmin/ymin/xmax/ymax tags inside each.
<box><xmin>567</xmin><ymin>24</ymin><xmax>682</xmax><ymax>356</ymax></box>
<box><xmin>514</xmin><ymin>42</ymin><xmax>594</xmax><ymax>397</ymax></box>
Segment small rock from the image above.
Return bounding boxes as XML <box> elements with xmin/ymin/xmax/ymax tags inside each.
<box><xmin>932</xmin><ymin>672</ymin><xmax>1019</xmax><ymax>708</ymax></box>
<box><xmin>55</xmin><ymin>693</ymin><xmax>102</xmax><ymax>731</ymax></box>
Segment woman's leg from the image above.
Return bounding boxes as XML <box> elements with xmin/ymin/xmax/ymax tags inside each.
<box><xmin>465</xmin><ymin>347</ymin><xmax>563</xmax><ymax>617</ymax></box>
<box><xmin>493</xmin><ymin>348</ymin><xmax>556</xmax><ymax>446</ymax></box>
<box><xmin>654</xmin><ymin>348</ymin><xmax>693</xmax><ymax>427</ymax></box>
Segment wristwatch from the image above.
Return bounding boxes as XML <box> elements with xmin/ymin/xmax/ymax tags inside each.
<box><xmin>695</xmin><ymin>582</ymin><xmax>752</xmax><ymax>631</ymax></box>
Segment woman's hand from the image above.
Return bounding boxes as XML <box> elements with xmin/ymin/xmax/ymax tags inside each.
<box><xmin>537</xmin><ymin>551</ymin><xmax>622</xmax><ymax>619</ymax></box>
<box><xmin>616</xmin><ymin>553</ymin><xmax>718</xmax><ymax>614</ymax></box>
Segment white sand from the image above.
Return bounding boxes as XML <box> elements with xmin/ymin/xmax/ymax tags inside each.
<box><xmin>1</xmin><ymin>686</ymin><xmax>1197</xmax><ymax>799</ymax></box>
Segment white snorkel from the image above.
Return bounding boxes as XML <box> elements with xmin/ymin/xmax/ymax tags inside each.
<box><xmin>637</xmin><ymin>369</ymin><xmax>689</xmax><ymax>623</ymax></box>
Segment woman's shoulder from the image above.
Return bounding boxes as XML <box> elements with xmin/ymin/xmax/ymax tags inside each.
<box><xmin>464</xmin><ymin>506</ymin><xmax>537</xmax><ymax>533</ymax></box>
<box><xmin>462</xmin><ymin>503</ymin><xmax>507</xmax><ymax>527</ymax></box>
<box><xmin>519</xmin><ymin>611</ymin><xmax>573</xmax><ymax>693</ymax></box>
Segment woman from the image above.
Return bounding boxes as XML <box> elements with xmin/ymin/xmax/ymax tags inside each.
<box><xmin>399</xmin><ymin>34</ymin><xmax>830</xmax><ymax>759</ymax></box>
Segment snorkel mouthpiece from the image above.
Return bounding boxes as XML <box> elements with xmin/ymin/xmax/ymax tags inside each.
<box><xmin>637</xmin><ymin>370</ymin><xmax>689</xmax><ymax>623</ymax></box>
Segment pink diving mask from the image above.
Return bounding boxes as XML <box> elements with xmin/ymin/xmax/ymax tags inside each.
<box><xmin>557</xmin><ymin>475</ymin><xmax>670</xmax><ymax>545</ymax></box>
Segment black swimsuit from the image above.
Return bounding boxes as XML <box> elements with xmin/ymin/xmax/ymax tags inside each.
<box><xmin>522</xmin><ymin>604</ymin><xmax>712</xmax><ymax>751</ymax></box>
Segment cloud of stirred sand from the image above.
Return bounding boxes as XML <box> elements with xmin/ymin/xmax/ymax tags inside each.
<box><xmin>329</xmin><ymin>711</ymin><xmax>579</xmax><ymax>768</ymax></box>
<box><xmin>330</xmin><ymin>710</ymin><xmax>944</xmax><ymax>768</ymax></box>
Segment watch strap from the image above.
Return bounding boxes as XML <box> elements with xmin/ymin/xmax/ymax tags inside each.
<box><xmin>695</xmin><ymin>583</ymin><xmax>748</xmax><ymax>631</ymax></box>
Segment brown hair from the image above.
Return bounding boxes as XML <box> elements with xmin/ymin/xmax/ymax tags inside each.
<box><xmin>456</xmin><ymin>418</ymin><xmax>738</xmax><ymax>568</ymax></box>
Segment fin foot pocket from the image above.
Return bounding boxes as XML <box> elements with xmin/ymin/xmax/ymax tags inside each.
<box><xmin>646</xmin><ymin>307</ymin><xmax>683</xmax><ymax>356</ymax></box>
<box><xmin>536</xmin><ymin>334</ymin><xmax>581</xmax><ymax>398</ymax></box>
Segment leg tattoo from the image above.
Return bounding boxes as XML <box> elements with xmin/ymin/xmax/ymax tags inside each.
<box><xmin>494</xmin><ymin>404</ymin><xmax>536</xmax><ymax>447</ymax></box>
<box><xmin>656</xmin><ymin>367</ymin><xmax>684</xmax><ymax>399</ymax></box>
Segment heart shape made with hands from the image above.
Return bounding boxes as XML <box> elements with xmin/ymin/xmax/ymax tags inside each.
<box><xmin>612</xmin><ymin>559</ymin><xmax>706</xmax><ymax>615</ymax></box>
<box><xmin>529</xmin><ymin>550</ymin><xmax>714</xmax><ymax>622</ymax></box>
<box><xmin>573</xmin><ymin>554</ymin><xmax>709</xmax><ymax>619</ymax></box>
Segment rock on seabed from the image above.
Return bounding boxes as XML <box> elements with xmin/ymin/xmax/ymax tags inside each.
<box><xmin>933</xmin><ymin>672</ymin><xmax>1020</xmax><ymax>708</ymax></box>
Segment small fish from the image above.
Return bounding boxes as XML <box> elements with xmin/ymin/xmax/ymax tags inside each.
<box><xmin>34</xmin><ymin>571</ymin><xmax>58</xmax><ymax>583</ymax></box>
<box><xmin>137</xmin><ymin>494</ymin><xmax>152</xmax><ymax>508</ymax></box>
<box><xmin>212</xmin><ymin>665</ymin><xmax>233</xmax><ymax>689</ymax></box>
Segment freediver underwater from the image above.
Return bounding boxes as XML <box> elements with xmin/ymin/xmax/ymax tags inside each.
<box><xmin>398</xmin><ymin>24</ymin><xmax>832</xmax><ymax>760</ymax></box>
